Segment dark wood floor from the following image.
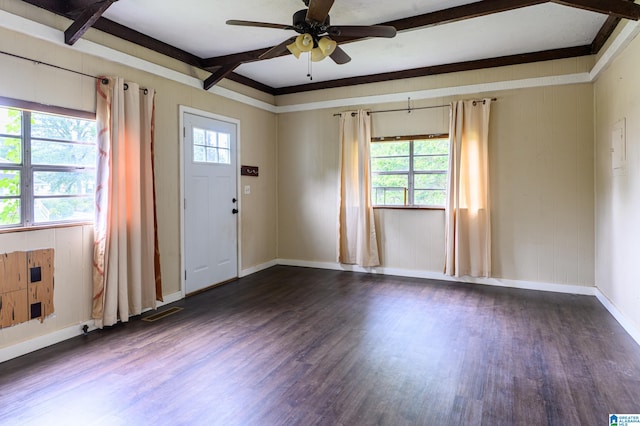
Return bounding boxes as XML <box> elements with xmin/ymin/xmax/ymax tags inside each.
<box><xmin>1</xmin><ymin>266</ymin><xmax>639</xmax><ymax>425</ymax></box>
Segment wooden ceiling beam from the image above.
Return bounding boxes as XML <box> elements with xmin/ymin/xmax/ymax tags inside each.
<box><xmin>201</xmin><ymin>0</ymin><xmax>547</xmax><ymax>69</ymax></box>
<box><xmin>551</xmin><ymin>0</ymin><xmax>640</xmax><ymax>19</ymax></box>
<box><xmin>64</xmin><ymin>0</ymin><xmax>118</xmax><ymax>45</ymax></box>
<box><xmin>591</xmin><ymin>14</ymin><xmax>621</xmax><ymax>52</ymax></box>
<box><xmin>21</xmin><ymin>0</ymin><xmax>204</xmax><ymax>67</ymax></box>
<box><xmin>203</xmin><ymin>64</ymin><xmax>241</xmax><ymax>91</ymax></box>
<box><xmin>91</xmin><ymin>18</ymin><xmax>204</xmax><ymax>67</ymax></box>
<box><xmin>225</xmin><ymin>72</ymin><xmax>275</xmax><ymax>94</ymax></box>
<box><xmin>379</xmin><ymin>0</ymin><xmax>546</xmax><ymax>32</ymax></box>
<box><xmin>202</xmin><ymin>49</ymin><xmax>272</xmax><ymax>69</ymax></box>
<box><xmin>578</xmin><ymin>0</ymin><xmax>635</xmax><ymax>53</ymax></box>
<box><xmin>273</xmin><ymin>45</ymin><xmax>592</xmax><ymax>95</ymax></box>
<box><xmin>21</xmin><ymin>0</ymin><xmax>95</xmax><ymax>17</ymax></box>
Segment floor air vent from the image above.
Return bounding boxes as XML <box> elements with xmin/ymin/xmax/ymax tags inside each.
<box><xmin>142</xmin><ymin>306</ymin><xmax>183</xmax><ymax>322</ymax></box>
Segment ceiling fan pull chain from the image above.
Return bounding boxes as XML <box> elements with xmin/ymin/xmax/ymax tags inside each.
<box><xmin>307</xmin><ymin>52</ymin><xmax>313</xmax><ymax>80</ymax></box>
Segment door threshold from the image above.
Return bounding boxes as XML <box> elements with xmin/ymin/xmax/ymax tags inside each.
<box><xmin>186</xmin><ymin>277</ymin><xmax>238</xmax><ymax>297</ymax></box>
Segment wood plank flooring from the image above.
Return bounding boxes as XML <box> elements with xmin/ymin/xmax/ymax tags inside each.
<box><xmin>1</xmin><ymin>266</ymin><xmax>639</xmax><ymax>425</ymax></box>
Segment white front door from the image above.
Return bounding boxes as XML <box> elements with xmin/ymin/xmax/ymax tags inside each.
<box><xmin>183</xmin><ymin>112</ymin><xmax>238</xmax><ymax>294</ymax></box>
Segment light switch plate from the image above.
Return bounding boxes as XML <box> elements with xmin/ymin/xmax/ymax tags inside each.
<box><xmin>244</xmin><ymin>185</ymin><xmax>251</xmax><ymax>195</ymax></box>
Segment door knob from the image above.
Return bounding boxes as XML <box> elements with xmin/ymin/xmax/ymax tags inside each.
<box><xmin>232</xmin><ymin>208</ymin><xmax>239</xmax><ymax>214</ymax></box>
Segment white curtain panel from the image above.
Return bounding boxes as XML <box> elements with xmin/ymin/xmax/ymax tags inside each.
<box><xmin>445</xmin><ymin>98</ymin><xmax>492</xmax><ymax>277</ymax></box>
<box><xmin>338</xmin><ymin>110</ymin><xmax>380</xmax><ymax>267</ymax></box>
<box><xmin>93</xmin><ymin>77</ymin><xmax>158</xmax><ymax>328</ymax></box>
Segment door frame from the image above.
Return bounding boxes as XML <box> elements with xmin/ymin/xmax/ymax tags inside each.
<box><xmin>179</xmin><ymin>105</ymin><xmax>242</xmax><ymax>297</ymax></box>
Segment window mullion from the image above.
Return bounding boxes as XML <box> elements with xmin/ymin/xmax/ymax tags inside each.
<box><xmin>408</xmin><ymin>140</ymin><xmax>414</xmax><ymax>205</ymax></box>
<box><xmin>32</xmin><ymin>164</ymin><xmax>93</xmax><ymax>173</ymax></box>
<box><xmin>22</xmin><ymin>111</ymin><xmax>33</xmax><ymax>226</ymax></box>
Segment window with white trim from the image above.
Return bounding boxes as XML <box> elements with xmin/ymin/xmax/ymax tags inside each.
<box><xmin>0</xmin><ymin>105</ymin><xmax>96</xmax><ymax>228</ymax></box>
<box><xmin>370</xmin><ymin>134</ymin><xmax>449</xmax><ymax>207</ymax></box>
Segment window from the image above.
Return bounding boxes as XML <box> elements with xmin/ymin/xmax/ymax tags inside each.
<box><xmin>0</xmin><ymin>105</ymin><xmax>96</xmax><ymax>228</ymax></box>
<box><xmin>370</xmin><ymin>135</ymin><xmax>449</xmax><ymax>207</ymax></box>
<box><xmin>192</xmin><ymin>127</ymin><xmax>231</xmax><ymax>164</ymax></box>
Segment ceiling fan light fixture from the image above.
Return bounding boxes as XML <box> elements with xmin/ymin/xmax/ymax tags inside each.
<box><xmin>311</xmin><ymin>47</ymin><xmax>326</xmax><ymax>62</ymax></box>
<box><xmin>295</xmin><ymin>33</ymin><xmax>314</xmax><ymax>52</ymax></box>
<box><xmin>318</xmin><ymin>36</ymin><xmax>337</xmax><ymax>56</ymax></box>
<box><xmin>287</xmin><ymin>41</ymin><xmax>302</xmax><ymax>58</ymax></box>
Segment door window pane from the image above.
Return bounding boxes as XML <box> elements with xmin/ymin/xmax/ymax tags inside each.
<box><xmin>194</xmin><ymin>145</ymin><xmax>206</xmax><ymax>162</ymax></box>
<box><xmin>193</xmin><ymin>127</ymin><xmax>231</xmax><ymax>164</ymax></box>
<box><xmin>205</xmin><ymin>148</ymin><xmax>218</xmax><ymax>163</ymax></box>
<box><xmin>218</xmin><ymin>132</ymin><xmax>230</xmax><ymax>148</ymax></box>
<box><xmin>218</xmin><ymin>148</ymin><xmax>230</xmax><ymax>164</ymax></box>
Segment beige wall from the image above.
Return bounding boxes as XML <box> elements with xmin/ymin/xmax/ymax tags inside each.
<box><xmin>491</xmin><ymin>85</ymin><xmax>594</xmax><ymax>284</ymax></box>
<box><xmin>277</xmin><ymin>82</ymin><xmax>595</xmax><ymax>286</ymax></box>
<box><xmin>594</xmin><ymin>28</ymin><xmax>640</xmax><ymax>333</ymax></box>
<box><xmin>0</xmin><ymin>24</ymin><xmax>277</xmax><ymax>349</ymax></box>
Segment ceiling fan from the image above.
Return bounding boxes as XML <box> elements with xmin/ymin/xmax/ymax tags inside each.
<box><xmin>226</xmin><ymin>0</ymin><xmax>397</xmax><ymax>65</ymax></box>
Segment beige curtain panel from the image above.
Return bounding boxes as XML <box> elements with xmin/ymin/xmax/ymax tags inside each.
<box><xmin>93</xmin><ymin>77</ymin><xmax>161</xmax><ymax>328</ymax></box>
<box><xmin>338</xmin><ymin>110</ymin><xmax>380</xmax><ymax>267</ymax></box>
<box><xmin>445</xmin><ymin>98</ymin><xmax>492</xmax><ymax>278</ymax></box>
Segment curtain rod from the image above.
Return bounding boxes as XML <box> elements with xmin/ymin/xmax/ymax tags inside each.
<box><xmin>1</xmin><ymin>49</ymin><xmax>104</xmax><ymax>81</ymax></box>
<box><xmin>0</xmin><ymin>50</ymin><xmax>149</xmax><ymax>91</ymax></box>
<box><xmin>333</xmin><ymin>97</ymin><xmax>498</xmax><ymax>117</ymax></box>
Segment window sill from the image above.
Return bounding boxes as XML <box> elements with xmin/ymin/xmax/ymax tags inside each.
<box><xmin>373</xmin><ymin>206</ymin><xmax>445</xmax><ymax>211</ymax></box>
<box><xmin>0</xmin><ymin>221</ymin><xmax>93</xmax><ymax>234</ymax></box>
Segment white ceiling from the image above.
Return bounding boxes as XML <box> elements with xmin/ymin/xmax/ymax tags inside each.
<box><xmin>100</xmin><ymin>0</ymin><xmax>609</xmax><ymax>89</ymax></box>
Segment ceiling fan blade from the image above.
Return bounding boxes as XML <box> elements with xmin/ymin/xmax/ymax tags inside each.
<box><xmin>329</xmin><ymin>46</ymin><xmax>351</xmax><ymax>64</ymax></box>
<box><xmin>226</xmin><ymin>20</ymin><xmax>293</xmax><ymax>30</ymax></box>
<box><xmin>327</xmin><ymin>25</ymin><xmax>397</xmax><ymax>38</ymax></box>
<box><xmin>306</xmin><ymin>0</ymin><xmax>335</xmax><ymax>24</ymax></box>
<box><xmin>259</xmin><ymin>37</ymin><xmax>297</xmax><ymax>60</ymax></box>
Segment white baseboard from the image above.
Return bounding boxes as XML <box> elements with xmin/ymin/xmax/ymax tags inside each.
<box><xmin>0</xmin><ymin>320</ymin><xmax>97</xmax><ymax>364</ymax></box>
<box><xmin>3</xmin><ymin>259</ymin><xmax>635</xmax><ymax>364</ymax></box>
<box><xmin>0</xmin><ymin>292</ymin><xmax>184</xmax><ymax>364</ymax></box>
<box><xmin>157</xmin><ymin>291</ymin><xmax>183</xmax><ymax>306</ymax></box>
<box><xmin>277</xmin><ymin>258</ymin><xmax>640</xmax><ymax>348</ymax></box>
<box><xmin>594</xmin><ymin>289</ymin><xmax>640</xmax><ymax>348</ymax></box>
<box><xmin>275</xmin><ymin>259</ymin><xmax>596</xmax><ymax>296</ymax></box>
<box><xmin>240</xmin><ymin>259</ymin><xmax>278</xmax><ymax>277</ymax></box>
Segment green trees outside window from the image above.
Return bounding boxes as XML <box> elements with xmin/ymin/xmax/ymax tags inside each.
<box><xmin>370</xmin><ymin>137</ymin><xmax>449</xmax><ymax>207</ymax></box>
<box><xmin>0</xmin><ymin>106</ymin><xmax>96</xmax><ymax>227</ymax></box>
